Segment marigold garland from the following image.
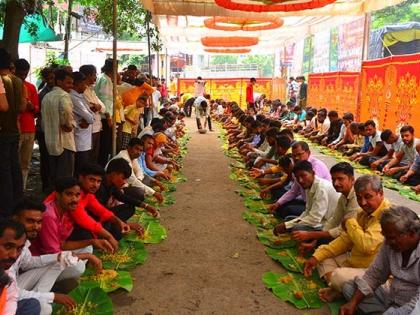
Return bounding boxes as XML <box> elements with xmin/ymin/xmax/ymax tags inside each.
<box><xmin>201</xmin><ymin>36</ymin><xmax>259</xmax><ymax>47</ymax></box>
<box><xmin>214</xmin><ymin>0</ymin><xmax>337</xmax><ymax>12</ymax></box>
<box><xmin>204</xmin><ymin>48</ymin><xmax>251</xmax><ymax>54</ymax></box>
<box><xmin>204</xmin><ymin>16</ymin><xmax>284</xmax><ymax>31</ymax></box>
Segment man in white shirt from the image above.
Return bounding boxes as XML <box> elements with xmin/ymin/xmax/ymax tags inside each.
<box><xmin>109</xmin><ymin>137</ymin><xmax>164</xmax><ymax>203</ymax></box>
<box><xmin>11</xmin><ymin>198</ymin><xmax>102</xmax><ymax>315</ymax></box>
<box><xmin>70</xmin><ymin>72</ymin><xmax>95</xmax><ymax>175</ymax></box>
<box><xmin>79</xmin><ymin>65</ymin><xmax>105</xmax><ymax>164</ymax></box>
<box><xmin>274</xmin><ymin>160</ymin><xmax>340</xmax><ymax>235</ymax></box>
<box><xmin>193</xmin><ymin>94</ymin><xmax>211</xmax><ymax>131</ymax></box>
<box><xmin>291</xmin><ymin>162</ymin><xmax>359</xmax><ymax>252</ymax></box>
<box><xmin>151</xmin><ymin>87</ymin><xmax>161</xmax><ymax>119</ymax></box>
<box><xmin>41</xmin><ymin>69</ymin><xmax>76</xmax><ymax>191</ymax></box>
<box><xmin>193</xmin><ymin>76</ymin><xmax>206</xmax><ymax>97</ymax></box>
<box><xmin>0</xmin><ymin>219</ymin><xmax>86</xmax><ymax>315</ymax></box>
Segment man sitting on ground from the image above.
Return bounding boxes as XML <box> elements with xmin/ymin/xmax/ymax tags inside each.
<box><xmin>380</xmin><ymin>125</ymin><xmax>419</xmax><ymax>179</ymax></box>
<box><xmin>303</xmin><ymin>175</ymin><xmax>391</xmax><ymax>303</ymax></box>
<box><xmin>352</xmin><ymin>120</ymin><xmax>388</xmax><ymax>167</ymax></box>
<box><xmin>111</xmin><ymin>137</ymin><xmax>164</xmax><ymax>203</ymax></box>
<box><xmin>12</xmin><ymin>197</ymin><xmax>101</xmax><ymax>314</ymax></box>
<box><xmin>291</xmin><ymin>162</ymin><xmax>359</xmax><ymax>253</ymax></box>
<box><xmin>340</xmin><ymin>206</ymin><xmax>420</xmax><ymax>315</ymax></box>
<box><xmin>273</xmin><ymin>160</ymin><xmax>340</xmax><ymax>233</ymax></box>
<box><xmin>267</xmin><ymin>141</ymin><xmax>331</xmax><ymax>218</ymax></box>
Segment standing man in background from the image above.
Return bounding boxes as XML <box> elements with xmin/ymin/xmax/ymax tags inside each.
<box><xmin>246</xmin><ymin>78</ymin><xmax>256</xmax><ymax>109</ymax></box>
<box><xmin>15</xmin><ymin>59</ymin><xmax>39</xmax><ymax>191</ymax></box>
<box><xmin>297</xmin><ymin>76</ymin><xmax>308</xmax><ymax>108</ymax></box>
<box><xmin>194</xmin><ymin>76</ymin><xmax>206</xmax><ymax>97</ymax></box>
<box><xmin>0</xmin><ymin>48</ymin><xmax>25</xmax><ymax>218</ymax></box>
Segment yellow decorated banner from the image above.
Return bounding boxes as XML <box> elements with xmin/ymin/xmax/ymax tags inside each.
<box><xmin>178</xmin><ymin>78</ymin><xmax>286</xmax><ymax>108</ymax></box>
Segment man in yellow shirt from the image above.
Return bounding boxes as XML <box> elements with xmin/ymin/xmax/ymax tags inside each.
<box><xmin>304</xmin><ymin>174</ymin><xmax>391</xmax><ymax>302</ymax></box>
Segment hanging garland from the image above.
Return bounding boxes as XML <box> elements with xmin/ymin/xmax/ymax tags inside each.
<box><xmin>204</xmin><ymin>16</ymin><xmax>284</xmax><ymax>31</ymax></box>
<box><xmin>201</xmin><ymin>36</ymin><xmax>259</xmax><ymax>47</ymax></box>
<box><xmin>214</xmin><ymin>0</ymin><xmax>337</xmax><ymax>12</ymax></box>
<box><xmin>204</xmin><ymin>48</ymin><xmax>252</xmax><ymax>54</ymax></box>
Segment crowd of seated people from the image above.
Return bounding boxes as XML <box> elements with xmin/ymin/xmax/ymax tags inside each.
<box><xmin>214</xmin><ymin>101</ymin><xmax>419</xmax><ymax>315</ymax></box>
<box><xmin>0</xmin><ymin>48</ymin><xmax>187</xmax><ymax>314</ymax></box>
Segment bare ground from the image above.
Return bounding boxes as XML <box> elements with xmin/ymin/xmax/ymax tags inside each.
<box><xmin>112</xmin><ymin>119</ymin><xmax>329</xmax><ymax>315</ymax></box>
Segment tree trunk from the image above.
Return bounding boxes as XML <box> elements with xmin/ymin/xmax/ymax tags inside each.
<box><xmin>63</xmin><ymin>0</ymin><xmax>73</xmax><ymax>60</ymax></box>
<box><xmin>0</xmin><ymin>1</ymin><xmax>26</xmax><ymax>59</ymax></box>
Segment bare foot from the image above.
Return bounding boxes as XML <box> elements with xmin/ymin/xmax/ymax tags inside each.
<box><xmin>318</xmin><ymin>287</ymin><xmax>342</xmax><ymax>302</ymax></box>
<box><xmin>411</xmin><ymin>185</ymin><xmax>420</xmax><ymax>194</ymax></box>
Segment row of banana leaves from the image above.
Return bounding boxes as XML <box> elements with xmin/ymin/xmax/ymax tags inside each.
<box><xmin>53</xmin><ymin>134</ymin><xmax>191</xmax><ymax>315</ymax></box>
<box><xmin>218</xmin><ymin>126</ymin><xmax>343</xmax><ymax>315</ymax></box>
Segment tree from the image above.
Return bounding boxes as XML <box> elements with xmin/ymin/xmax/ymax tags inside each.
<box><xmin>0</xmin><ymin>0</ymin><xmax>39</xmax><ymax>59</ymax></box>
<box><xmin>210</xmin><ymin>55</ymin><xmax>239</xmax><ymax>65</ymax></box>
<box><xmin>242</xmin><ymin>55</ymin><xmax>274</xmax><ymax>77</ymax></box>
<box><xmin>371</xmin><ymin>0</ymin><xmax>420</xmax><ymax>30</ymax></box>
<box><xmin>0</xmin><ymin>0</ymin><xmax>161</xmax><ymax>59</ymax></box>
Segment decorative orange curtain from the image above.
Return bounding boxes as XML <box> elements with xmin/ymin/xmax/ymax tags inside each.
<box><xmin>178</xmin><ymin>78</ymin><xmax>277</xmax><ymax>108</ymax></box>
<box><xmin>308</xmin><ymin>71</ymin><xmax>360</xmax><ymax>119</ymax></box>
<box><xmin>360</xmin><ymin>53</ymin><xmax>420</xmax><ymax>131</ymax></box>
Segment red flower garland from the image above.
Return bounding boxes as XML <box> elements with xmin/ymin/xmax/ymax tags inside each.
<box><xmin>201</xmin><ymin>36</ymin><xmax>259</xmax><ymax>47</ymax></box>
<box><xmin>204</xmin><ymin>16</ymin><xmax>284</xmax><ymax>31</ymax></box>
<box><xmin>214</xmin><ymin>0</ymin><xmax>337</xmax><ymax>12</ymax></box>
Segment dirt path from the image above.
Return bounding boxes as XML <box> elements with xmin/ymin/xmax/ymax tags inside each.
<box><xmin>113</xmin><ymin>119</ymin><xmax>329</xmax><ymax>315</ymax></box>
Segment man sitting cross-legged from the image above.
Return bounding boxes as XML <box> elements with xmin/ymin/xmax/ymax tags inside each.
<box><xmin>273</xmin><ymin>160</ymin><xmax>340</xmax><ymax>235</ymax></box>
<box><xmin>267</xmin><ymin>141</ymin><xmax>331</xmax><ymax>219</ymax></box>
<box><xmin>12</xmin><ymin>197</ymin><xmax>102</xmax><ymax>315</ymax></box>
<box><xmin>340</xmin><ymin>206</ymin><xmax>420</xmax><ymax>315</ymax></box>
<box><xmin>110</xmin><ymin>137</ymin><xmax>165</xmax><ymax>203</ymax></box>
<box><xmin>303</xmin><ymin>175</ymin><xmax>391</xmax><ymax>303</ymax></box>
<box><xmin>291</xmin><ymin>162</ymin><xmax>359</xmax><ymax>253</ymax></box>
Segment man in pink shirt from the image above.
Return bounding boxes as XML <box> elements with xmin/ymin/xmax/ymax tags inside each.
<box><xmin>268</xmin><ymin>141</ymin><xmax>331</xmax><ymax>218</ymax></box>
<box><xmin>15</xmin><ymin>59</ymin><xmax>39</xmax><ymax>191</ymax></box>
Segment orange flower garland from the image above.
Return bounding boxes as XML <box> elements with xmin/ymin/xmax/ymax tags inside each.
<box><xmin>214</xmin><ymin>0</ymin><xmax>337</xmax><ymax>12</ymax></box>
<box><xmin>204</xmin><ymin>16</ymin><xmax>284</xmax><ymax>31</ymax></box>
<box><xmin>201</xmin><ymin>36</ymin><xmax>259</xmax><ymax>47</ymax></box>
<box><xmin>204</xmin><ymin>48</ymin><xmax>251</xmax><ymax>54</ymax></box>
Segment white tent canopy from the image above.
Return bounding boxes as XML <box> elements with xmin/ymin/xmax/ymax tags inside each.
<box><xmin>140</xmin><ymin>0</ymin><xmax>406</xmax><ymax>54</ymax></box>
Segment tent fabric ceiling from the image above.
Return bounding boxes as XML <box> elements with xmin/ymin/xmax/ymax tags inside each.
<box><xmin>140</xmin><ymin>0</ymin><xmax>407</xmax><ymax>54</ymax></box>
<box><xmin>141</xmin><ymin>0</ymin><xmax>405</xmax><ymax>17</ymax></box>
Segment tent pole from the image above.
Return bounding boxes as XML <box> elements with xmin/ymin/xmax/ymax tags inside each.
<box><xmin>361</xmin><ymin>13</ymin><xmax>371</xmax><ymax>62</ymax></box>
<box><xmin>112</xmin><ymin>0</ymin><xmax>118</xmax><ymax>156</ymax></box>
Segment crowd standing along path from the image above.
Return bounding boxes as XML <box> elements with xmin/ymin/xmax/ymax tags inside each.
<box><xmin>113</xmin><ymin>118</ymin><xmax>329</xmax><ymax>315</ymax></box>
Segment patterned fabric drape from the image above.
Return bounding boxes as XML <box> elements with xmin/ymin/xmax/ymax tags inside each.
<box><xmin>308</xmin><ymin>72</ymin><xmax>360</xmax><ymax>118</ymax></box>
<box><xmin>360</xmin><ymin>53</ymin><xmax>420</xmax><ymax>131</ymax></box>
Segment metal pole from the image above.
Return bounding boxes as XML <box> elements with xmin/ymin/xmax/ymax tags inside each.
<box><xmin>361</xmin><ymin>13</ymin><xmax>371</xmax><ymax>62</ymax></box>
<box><xmin>146</xmin><ymin>16</ymin><xmax>152</xmax><ymax>77</ymax></box>
<box><xmin>111</xmin><ymin>0</ymin><xmax>118</xmax><ymax>156</ymax></box>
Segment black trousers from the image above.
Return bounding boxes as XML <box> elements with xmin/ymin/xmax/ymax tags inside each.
<box><xmin>48</xmin><ymin>149</ymin><xmax>74</xmax><ymax>193</ymax></box>
<box><xmin>98</xmin><ymin>119</ymin><xmax>112</xmax><ymax>167</ymax></box>
<box><xmin>207</xmin><ymin>116</ymin><xmax>213</xmax><ymax>131</ymax></box>
<box><xmin>75</xmin><ymin>150</ymin><xmax>91</xmax><ymax>177</ymax></box>
<box><xmin>274</xmin><ymin>199</ymin><xmax>306</xmax><ymax>220</ymax></box>
<box><xmin>0</xmin><ymin>134</ymin><xmax>23</xmax><ymax>218</ymax></box>
<box><xmin>36</xmin><ymin>130</ymin><xmax>51</xmax><ymax>192</ymax></box>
